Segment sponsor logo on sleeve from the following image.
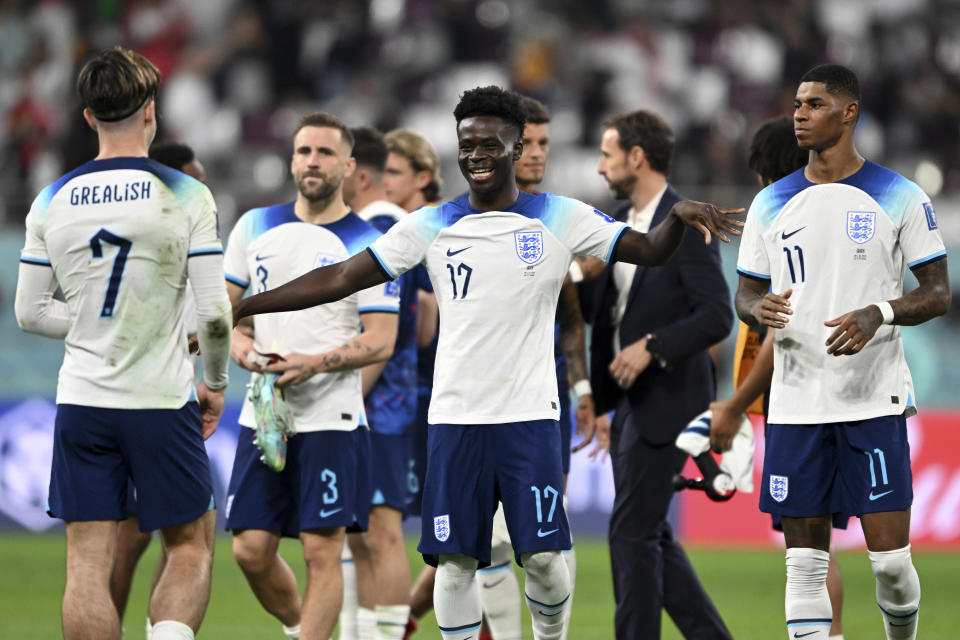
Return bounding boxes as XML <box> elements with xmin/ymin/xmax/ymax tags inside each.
<box><xmin>923</xmin><ymin>202</ymin><xmax>938</xmax><ymax>230</ymax></box>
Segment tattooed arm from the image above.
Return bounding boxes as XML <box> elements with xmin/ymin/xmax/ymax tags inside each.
<box><xmin>824</xmin><ymin>257</ymin><xmax>950</xmax><ymax>356</ymax></box>
<box><xmin>557</xmin><ymin>276</ymin><xmax>597</xmax><ymax>451</ymax></box>
<box><xmin>263</xmin><ymin>312</ymin><xmax>398</xmax><ymax>387</ymax></box>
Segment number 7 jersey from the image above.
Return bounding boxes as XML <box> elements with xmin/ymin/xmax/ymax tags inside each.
<box><xmin>737</xmin><ymin>162</ymin><xmax>946</xmax><ymax>424</ymax></box>
<box><xmin>367</xmin><ymin>191</ymin><xmax>627</xmax><ymax>425</ymax></box>
<box><xmin>19</xmin><ymin>157</ymin><xmax>224</xmax><ymax>409</ymax></box>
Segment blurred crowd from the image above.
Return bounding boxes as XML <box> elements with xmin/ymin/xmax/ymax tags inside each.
<box><xmin>2</xmin><ymin>0</ymin><xmax>960</xmax><ymax>228</ymax></box>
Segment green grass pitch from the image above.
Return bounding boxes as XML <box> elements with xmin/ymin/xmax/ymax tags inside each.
<box><xmin>2</xmin><ymin>533</ymin><xmax>958</xmax><ymax>638</ymax></box>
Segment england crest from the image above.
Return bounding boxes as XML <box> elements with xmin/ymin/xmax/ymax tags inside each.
<box><xmin>313</xmin><ymin>252</ymin><xmax>340</xmax><ymax>268</ymax></box>
<box><xmin>434</xmin><ymin>514</ymin><xmax>451</xmax><ymax>542</ymax></box>
<box><xmin>769</xmin><ymin>474</ymin><xmax>789</xmax><ymax>503</ymax></box>
<box><xmin>846</xmin><ymin>211</ymin><xmax>876</xmax><ymax>244</ymax></box>
<box><xmin>514</xmin><ymin>231</ymin><xmax>544</xmax><ymax>264</ymax></box>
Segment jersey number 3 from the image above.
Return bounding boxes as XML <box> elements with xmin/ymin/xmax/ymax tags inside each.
<box><xmin>89</xmin><ymin>228</ymin><xmax>132</xmax><ymax>318</ymax></box>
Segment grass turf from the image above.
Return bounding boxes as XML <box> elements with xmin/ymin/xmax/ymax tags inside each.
<box><xmin>2</xmin><ymin>533</ymin><xmax>958</xmax><ymax>638</ymax></box>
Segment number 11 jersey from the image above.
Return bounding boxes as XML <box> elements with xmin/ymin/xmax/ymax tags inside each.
<box><xmin>368</xmin><ymin>191</ymin><xmax>627</xmax><ymax>425</ymax></box>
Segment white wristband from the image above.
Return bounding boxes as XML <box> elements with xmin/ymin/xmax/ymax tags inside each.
<box><xmin>573</xmin><ymin>379</ymin><xmax>592</xmax><ymax>398</ymax></box>
<box><xmin>568</xmin><ymin>261</ymin><xmax>584</xmax><ymax>284</ymax></box>
<box><xmin>874</xmin><ymin>301</ymin><xmax>895</xmax><ymax>325</ymax></box>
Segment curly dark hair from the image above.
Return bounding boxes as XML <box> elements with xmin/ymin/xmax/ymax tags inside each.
<box><xmin>748</xmin><ymin>117</ymin><xmax>807</xmax><ymax>185</ymax></box>
<box><xmin>453</xmin><ymin>86</ymin><xmax>525</xmax><ymax>142</ymax></box>
<box><xmin>800</xmin><ymin>64</ymin><xmax>860</xmax><ymax>102</ymax></box>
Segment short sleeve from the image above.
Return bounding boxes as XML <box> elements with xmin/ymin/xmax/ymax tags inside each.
<box><xmin>223</xmin><ymin>213</ymin><xmax>250</xmax><ymax>289</ymax></box>
<box><xmin>367</xmin><ymin>206</ymin><xmax>439</xmax><ymax>279</ymax></box>
<box><xmin>186</xmin><ymin>186</ymin><xmax>223</xmax><ymax>257</ymax></box>
<box><xmin>20</xmin><ymin>194</ymin><xmax>51</xmax><ymax>266</ymax></box>
<box><xmin>358</xmin><ymin>278</ymin><xmax>401</xmax><ymax>314</ymax></box>
<box><xmin>736</xmin><ymin>193</ymin><xmax>771</xmax><ymax>281</ymax></box>
<box><xmin>545</xmin><ymin>195</ymin><xmax>628</xmax><ymax>262</ymax></box>
<box><xmin>901</xmin><ymin>197</ymin><xmax>947</xmax><ymax>270</ymax></box>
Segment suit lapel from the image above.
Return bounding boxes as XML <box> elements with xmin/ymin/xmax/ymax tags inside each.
<box><xmin>625</xmin><ymin>186</ymin><xmax>679</xmax><ymax>309</ymax></box>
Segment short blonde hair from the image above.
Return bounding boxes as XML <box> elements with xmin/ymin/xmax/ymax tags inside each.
<box><xmin>384</xmin><ymin>128</ymin><xmax>442</xmax><ymax>202</ymax></box>
<box><xmin>77</xmin><ymin>47</ymin><xmax>161</xmax><ymax>123</ymax></box>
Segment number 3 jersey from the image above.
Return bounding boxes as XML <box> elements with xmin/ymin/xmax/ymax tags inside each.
<box><xmin>737</xmin><ymin>161</ymin><xmax>947</xmax><ymax>424</ymax></box>
<box><xmin>367</xmin><ymin>191</ymin><xmax>628</xmax><ymax>425</ymax></box>
<box><xmin>224</xmin><ymin>204</ymin><xmax>399</xmax><ymax>433</ymax></box>
<box><xmin>19</xmin><ymin>157</ymin><xmax>228</xmax><ymax>409</ymax></box>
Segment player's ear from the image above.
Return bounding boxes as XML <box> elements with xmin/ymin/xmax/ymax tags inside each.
<box><xmin>343</xmin><ymin>156</ymin><xmax>357</xmax><ymax>179</ymax></box>
<box><xmin>629</xmin><ymin>145</ymin><xmax>646</xmax><ymax>172</ymax></box>
<box><xmin>513</xmin><ymin>138</ymin><xmax>524</xmax><ymax>162</ymax></box>
<box><xmin>414</xmin><ymin>169</ymin><xmax>431</xmax><ymax>191</ymax></box>
<box><xmin>82</xmin><ymin>107</ymin><xmax>99</xmax><ymax>132</ymax></box>
<box><xmin>143</xmin><ymin>99</ymin><xmax>155</xmax><ymax>126</ymax></box>
<box><xmin>843</xmin><ymin>100</ymin><xmax>859</xmax><ymax>127</ymax></box>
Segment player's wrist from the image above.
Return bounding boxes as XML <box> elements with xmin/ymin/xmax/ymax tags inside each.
<box><xmin>572</xmin><ymin>379</ymin><xmax>592</xmax><ymax>398</ymax></box>
<box><xmin>872</xmin><ymin>301</ymin><xmax>894</xmax><ymax>325</ymax></box>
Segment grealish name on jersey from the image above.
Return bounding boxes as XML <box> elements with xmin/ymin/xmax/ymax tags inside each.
<box><xmin>737</xmin><ymin>161</ymin><xmax>947</xmax><ymax>424</ymax></box>
<box><xmin>368</xmin><ymin>191</ymin><xmax>627</xmax><ymax>425</ymax></box>
<box><xmin>69</xmin><ymin>180</ymin><xmax>152</xmax><ymax>205</ymax></box>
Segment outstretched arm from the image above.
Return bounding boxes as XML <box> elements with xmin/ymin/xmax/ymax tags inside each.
<box><xmin>233</xmin><ymin>250</ymin><xmax>389</xmax><ymax>324</ymax></box>
<box><xmin>824</xmin><ymin>257</ymin><xmax>951</xmax><ymax>356</ymax></box>
<box><xmin>611</xmin><ymin>200</ymin><xmax>743</xmax><ymax>266</ymax></box>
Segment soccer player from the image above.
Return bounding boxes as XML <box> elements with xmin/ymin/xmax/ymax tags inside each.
<box><xmin>736</xmin><ymin>64</ymin><xmax>950</xmax><ymax>640</ymax></box>
<box><xmin>233</xmin><ymin>86</ymin><xmax>740</xmax><ymax>640</ymax></box>
<box><xmin>15</xmin><ymin>47</ymin><xmax>231</xmax><ymax>640</ymax></box>
<box><xmin>340</xmin><ymin>125</ymin><xmax>418</xmax><ymax>639</ymax></box>
<box><xmin>383</xmin><ymin>128</ymin><xmax>443</xmax><ymax>215</ymax></box>
<box><xmin>109</xmin><ymin>140</ymin><xmax>210</xmax><ymax>635</ymax></box>
<box><xmin>475</xmin><ymin>94</ymin><xmax>594</xmax><ymax>640</ymax></box>
<box><xmin>223</xmin><ymin>112</ymin><xmax>399</xmax><ymax>640</ymax></box>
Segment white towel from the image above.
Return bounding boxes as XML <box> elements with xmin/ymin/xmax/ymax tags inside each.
<box><xmin>675</xmin><ymin>410</ymin><xmax>755</xmax><ymax>493</ymax></box>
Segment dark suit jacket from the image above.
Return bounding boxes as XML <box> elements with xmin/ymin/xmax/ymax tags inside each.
<box><xmin>586</xmin><ymin>185</ymin><xmax>732</xmax><ymax>445</ymax></box>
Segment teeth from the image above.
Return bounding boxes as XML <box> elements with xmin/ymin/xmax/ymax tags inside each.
<box><xmin>471</xmin><ymin>169</ymin><xmax>492</xmax><ymax>177</ymax></box>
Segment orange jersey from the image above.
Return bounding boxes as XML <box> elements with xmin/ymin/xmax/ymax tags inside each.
<box><xmin>732</xmin><ymin>322</ymin><xmax>765</xmax><ymax>415</ymax></box>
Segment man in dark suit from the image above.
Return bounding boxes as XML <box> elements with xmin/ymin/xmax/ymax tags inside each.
<box><xmin>588</xmin><ymin>110</ymin><xmax>734</xmax><ymax>639</ymax></box>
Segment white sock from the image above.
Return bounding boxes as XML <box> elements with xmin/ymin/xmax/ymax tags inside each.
<box><xmin>828</xmin><ymin>635</ymin><xmax>844</xmax><ymax>639</ymax></box>
<box><xmin>785</xmin><ymin>548</ymin><xmax>832</xmax><ymax>639</ymax></box>
<box><xmin>283</xmin><ymin>623</ymin><xmax>301</xmax><ymax>639</ymax></box>
<box><xmin>476</xmin><ymin>560</ymin><xmax>521</xmax><ymax>640</ymax></box>
<box><xmin>521</xmin><ymin>551</ymin><xmax>570</xmax><ymax>640</ymax></box>
<box><xmin>560</xmin><ymin>546</ymin><xmax>576</xmax><ymax>640</ymax></box>
<box><xmin>151</xmin><ymin>620</ymin><xmax>194</xmax><ymax>640</ymax></box>
<box><xmin>869</xmin><ymin>545</ymin><xmax>920</xmax><ymax>640</ymax></box>
<box><xmin>339</xmin><ymin>544</ymin><xmax>358</xmax><ymax>640</ymax></box>
<box><xmin>375</xmin><ymin>604</ymin><xmax>411</xmax><ymax>640</ymax></box>
<box><xmin>434</xmin><ymin>554</ymin><xmax>482</xmax><ymax>640</ymax></box>
<box><xmin>356</xmin><ymin>607</ymin><xmax>377</xmax><ymax>640</ymax></box>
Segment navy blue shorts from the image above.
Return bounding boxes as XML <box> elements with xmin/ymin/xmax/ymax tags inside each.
<box><xmin>49</xmin><ymin>403</ymin><xmax>214</xmax><ymax>532</ymax></box>
<box><xmin>418</xmin><ymin>420</ymin><xmax>572</xmax><ymax>568</ymax></box>
<box><xmin>370</xmin><ymin>432</ymin><xmax>410</xmax><ymax>515</ymax></box>
<box><xmin>225</xmin><ymin>426</ymin><xmax>372</xmax><ymax>537</ymax></box>
<box><xmin>761</xmin><ymin>414</ymin><xmax>912</xmax><ymax>520</ymax></box>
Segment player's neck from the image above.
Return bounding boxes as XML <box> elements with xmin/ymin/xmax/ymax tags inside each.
<box><xmin>628</xmin><ymin>172</ymin><xmax>667</xmax><ymax>212</ymax></box>
<box><xmin>295</xmin><ymin>193</ymin><xmax>351</xmax><ymax>225</ymax></box>
<box><xmin>349</xmin><ymin>186</ymin><xmax>386</xmax><ymax>213</ymax></box>
<box><xmin>95</xmin><ymin>134</ymin><xmax>149</xmax><ymax>160</ymax></box>
<box><xmin>402</xmin><ymin>194</ymin><xmax>428</xmax><ymax>213</ymax></box>
<box><xmin>468</xmin><ymin>183</ymin><xmax>520</xmax><ymax>212</ymax></box>
<box><xmin>804</xmin><ymin>142</ymin><xmax>865</xmax><ymax>184</ymax></box>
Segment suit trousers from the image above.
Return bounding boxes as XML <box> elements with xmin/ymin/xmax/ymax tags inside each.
<box><xmin>608</xmin><ymin>400</ymin><xmax>732</xmax><ymax>640</ymax></box>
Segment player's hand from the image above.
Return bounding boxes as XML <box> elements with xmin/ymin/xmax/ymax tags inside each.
<box><xmin>824</xmin><ymin>304</ymin><xmax>883</xmax><ymax>356</ymax></box>
<box><xmin>669</xmin><ymin>200</ymin><xmax>744</xmax><ymax>245</ymax></box>
<box><xmin>571</xmin><ymin>393</ymin><xmax>597</xmax><ymax>452</ymax></box>
<box><xmin>195</xmin><ymin>381</ymin><xmax>225</xmax><ymax>439</ymax></box>
<box><xmin>609</xmin><ymin>337</ymin><xmax>652</xmax><ymax>389</ymax></box>
<box><xmin>751</xmin><ymin>288</ymin><xmax>793</xmax><ymax>328</ymax></box>
<box><xmin>262</xmin><ymin>352</ymin><xmax>317</xmax><ymax>387</ymax></box>
<box><xmin>230</xmin><ymin>327</ymin><xmax>263</xmax><ymax>371</ymax></box>
<box><xmin>708</xmin><ymin>400</ymin><xmax>741</xmax><ymax>452</ymax></box>
<box><xmin>588</xmin><ymin>412</ymin><xmax>612</xmax><ymax>462</ymax></box>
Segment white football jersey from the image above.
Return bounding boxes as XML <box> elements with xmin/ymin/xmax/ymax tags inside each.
<box><xmin>368</xmin><ymin>191</ymin><xmax>628</xmax><ymax>424</ymax></box>
<box><xmin>224</xmin><ymin>204</ymin><xmax>400</xmax><ymax>433</ymax></box>
<box><xmin>19</xmin><ymin>157</ymin><xmax>225</xmax><ymax>409</ymax></box>
<box><xmin>737</xmin><ymin>162</ymin><xmax>947</xmax><ymax>424</ymax></box>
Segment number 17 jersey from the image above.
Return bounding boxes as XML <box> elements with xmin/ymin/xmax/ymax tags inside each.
<box><xmin>737</xmin><ymin>162</ymin><xmax>946</xmax><ymax>424</ymax></box>
<box><xmin>368</xmin><ymin>191</ymin><xmax>627</xmax><ymax>425</ymax></box>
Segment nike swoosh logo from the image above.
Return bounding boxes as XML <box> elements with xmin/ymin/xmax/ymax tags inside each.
<box><xmin>319</xmin><ymin>507</ymin><xmax>343</xmax><ymax>518</ymax></box>
<box><xmin>482</xmin><ymin>577</ymin><xmax>506</xmax><ymax>589</ymax></box>
<box><xmin>446</xmin><ymin>247</ymin><xmax>471</xmax><ymax>257</ymax></box>
<box><xmin>539</xmin><ymin>610</ymin><xmax>563</xmax><ymax>617</ymax></box>
<box><xmin>793</xmin><ymin>632</ymin><xmax>820</xmax><ymax>638</ymax></box>
<box><xmin>255</xmin><ymin>254</ymin><xmax>276</xmax><ymax>261</ymax></box>
<box><xmin>537</xmin><ymin>528</ymin><xmax>558</xmax><ymax>538</ymax></box>
<box><xmin>781</xmin><ymin>227</ymin><xmax>805</xmax><ymax>240</ymax></box>
<box><xmin>869</xmin><ymin>489</ymin><xmax>894</xmax><ymax>501</ymax></box>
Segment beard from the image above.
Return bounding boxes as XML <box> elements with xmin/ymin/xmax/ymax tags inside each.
<box><xmin>606</xmin><ymin>173</ymin><xmax>636</xmax><ymax>200</ymax></box>
<box><xmin>297</xmin><ymin>171</ymin><xmax>340</xmax><ymax>201</ymax></box>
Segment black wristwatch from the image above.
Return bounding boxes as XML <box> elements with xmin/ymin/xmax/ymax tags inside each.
<box><xmin>645</xmin><ymin>333</ymin><xmax>667</xmax><ymax>369</ymax></box>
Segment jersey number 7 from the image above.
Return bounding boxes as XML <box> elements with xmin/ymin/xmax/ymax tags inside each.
<box><xmin>89</xmin><ymin>228</ymin><xmax>133</xmax><ymax>318</ymax></box>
